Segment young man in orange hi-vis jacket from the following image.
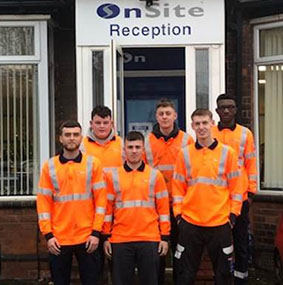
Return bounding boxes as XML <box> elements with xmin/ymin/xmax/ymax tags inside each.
<box><xmin>213</xmin><ymin>94</ymin><xmax>257</xmax><ymax>284</ymax></box>
<box><xmin>37</xmin><ymin>120</ymin><xmax>107</xmax><ymax>285</ymax></box>
<box><xmin>143</xmin><ymin>98</ymin><xmax>193</xmax><ymax>284</ymax></box>
<box><xmin>172</xmin><ymin>109</ymin><xmax>242</xmax><ymax>285</ymax></box>
<box><xmin>80</xmin><ymin>106</ymin><xmax>124</xmax><ymax>283</ymax></box>
<box><xmin>103</xmin><ymin>131</ymin><xmax>170</xmax><ymax>285</ymax></box>
<box><xmin>80</xmin><ymin>105</ymin><xmax>124</xmax><ymax>173</ymax></box>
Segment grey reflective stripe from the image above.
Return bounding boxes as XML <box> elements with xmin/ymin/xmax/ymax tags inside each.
<box><xmin>112</xmin><ymin>168</ymin><xmax>122</xmax><ymax>203</ymax></box>
<box><xmin>172</xmin><ymin>196</ymin><xmax>183</xmax><ymax>203</ymax></box>
<box><xmin>245</xmin><ymin>152</ymin><xmax>256</xmax><ymax>159</ymax></box>
<box><xmin>53</xmin><ymin>192</ymin><xmax>92</xmax><ymax>202</ymax></box>
<box><xmin>156</xmin><ymin>191</ymin><xmax>168</xmax><ymax>199</ymax></box>
<box><xmin>121</xmin><ymin>139</ymin><xmax>126</xmax><ymax>162</ymax></box>
<box><xmin>103</xmin><ymin>167</ymin><xmax>117</xmax><ymax>173</ymax></box>
<box><xmin>144</xmin><ymin>136</ymin><xmax>154</xmax><ymax>166</ymax></box>
<box><xmin>38</xmin><ymin>213</ymin><xmax>50</xmax><ymax>220</ymax></box>
<box><xmin>188</xmin><ymin>177</ymin><xmax>227</xmax><ymax>187</ymax></box>
<box><xmin>107</xmin><ymin>193</ymin><xmax>115</xmax><ymax>201</ymax></box>
<box><xmin>234</xmin><ymin>270</ymin><xmax>248</xmax><ymax>279</ymax></box>
<box><xmin>149</xmin><ymin>168</ymin><xmax>158</xmax><ymax>199</ymax></box>
<box><xmin>37</xmin><ymin>188</ymin><xmax>53</xmax><ymax>196</ymax></box>
<box><xmin>222</xmin><ymin>244</ymin><xmax>234</xmax><ymax>255</ymax></box>
<box><xmin>48</xmin><ymin>158</ymin><xmax>59</xmax><ymax>192</ymax></box>
<box><xmin>96</xmin><ymin>207</ymin><xmax>106</xmax><ymax>214</ymax></box>
<box><xmin>80</xmin><ymin>141</ymin><xmax>86</xmax><ymax>152</ymax></box>
<box><xmin>156</xmin><ymin>164</ymin><xmax>174</xmax><ymax>171</ymax></box>
<box><xmin>116</xmin><ymin>200</ymin><xmax>155</xmax><ymax>208</ymax></box>
<box><xmin>173</xmin><ymin>173</ymin><xmax>186</xmax><ymax>183</ymax></box>
<box><xmin>218</xmin><ymin>145</ymin><xmax>229</xmax><ymax>177</ymax></box>
<box><xmin>227</xmin><ymin>170</ymin><xmax>240</xmax><ymax>179</ymax></box>
<box><xmin>249</xmin><ymin>174</ymin><xmax>257</xmax><ymax>180</ymax></box>
<box><xmin>104</xmin><ymin>215</ymin><xmax>112</xmax><ymax>222</ymax></box>
<box><xmin>239</xmin><ymin>127</ymin><xmax>248</xmax><ymax>167</ymax></box>
<box><xmin>183</xmin><ymin>147</ymin><xmax>191</xmax><ymax>178</ymax></box>
<box><xmin>93</xmin><ymin>181</ymin><xmax>106</xmax><ymax>190</ymax></box>
<box><xmin>86</xmin><ymin>156</ymin><xmax>93</xmax><ymax>194</ymax></box>
<box><xmin>159</xmin><ymin>215</ymin><xmax>170</xmax><ymax>221</ymax></box>
<box><xmin>181</xmin><ymin>133</ymin><xmax>190</xmax><ymax>147</ymax></box>
<box><xmin>231</xmin><ymin>194</ymin><xmax>242</xmax><ymax>201</ymax></box>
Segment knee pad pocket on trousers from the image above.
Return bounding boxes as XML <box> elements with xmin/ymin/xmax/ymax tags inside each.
<box><xmin>174</xmin><ymin>243</ymin><xmax>185</xmax><ymax>259</ymax></box>
<box><xmin>221</xmin><ymin>244</ymin><xmax>234</xmax><ymax>274</ymax></box>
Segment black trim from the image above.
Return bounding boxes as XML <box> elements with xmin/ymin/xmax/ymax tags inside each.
<box><xmin>91</xmin><ymin>230</ymin><xmax>101</xmax><ymax>239</ymax></box>
<box><xmin>152</xmin><ymin>123</ymin><xmax>179</xmax><ymax>141</ymax></box>
<box><xmin>124</xmin><ymin>161</ymin><xmax>145</xmax><ymax>172</ymax></box>
<box><xmin>44</xmin><ymin>232</ymin><xmax>54</xmax><ymax>241</ymax></box>
<box><xmin>161</xmin><ymin>235</ymin><xmax>170</xmax><ymax>242</ymax></box>
<box><xmin>217</xmin><ymin>122</ymin><xmax>237</xmax><ymax>131</ymax></box>
<box><xmin>195</xmin><ymin>139</ymin><xmax>218</xmax><ymax>150</ymax></box>
<box><xmin>59</xmin><ymin>151</ymin><xmax>82</xmax><ymax>164</ymax></box>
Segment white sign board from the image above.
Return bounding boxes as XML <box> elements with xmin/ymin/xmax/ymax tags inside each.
<box><xmin>76</xmin><ymin>0</ymin><xmax>224</xmax><ymax>46</ymax></box>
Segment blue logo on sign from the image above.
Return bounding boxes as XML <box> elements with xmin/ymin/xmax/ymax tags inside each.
<box><xmin>97</xmin><ymin>3</ymin><xmax>120</xmax><ymax>19</ymax></box>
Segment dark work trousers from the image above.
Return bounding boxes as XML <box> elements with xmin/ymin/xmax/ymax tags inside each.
<box><xmin>159</xmin><ymin>208</ymin><xmax>178</xmax><ymax>285</ymax></box>
<box><xmin>112</xmin><ymin>241</ymin><xmax>160</xmax><ymax>285</ymax></box>
<box><xmin>97</xmin><ymin>240</ymin><xmax>105</xmax><ymax>285</ymax></box>
<box><xmin>233</xmin><ymin>200</ymin><xmax>250</xmax><ymax>284</ymax></box>
<box><xmin>49</xmin><ymin>243</ymin><xmax>101</xmax><ymax>285</ymax></box>
<box><xmin>174</xmin><ymin>219</ymin><xmax>233</xmax><ymax>285</ymax></box>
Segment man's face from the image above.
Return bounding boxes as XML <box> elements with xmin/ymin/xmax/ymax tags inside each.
<box><xmin>191</xmin><ymin>115</ymin><xmax>214</xmax><ymax>141</ymax></box>
<box><xmin>156</xmin><ymin>106</ymin><xmax>177</xmax><ymax>130</ymax></box>
<box><xmin>90</xmin><ymin>115</ymin><xmax>112</xmax><ymax>139</ymax></box>
<box><xmin>124</xmin><ymin>139</ymin><xmax>144</xmax><ymax>165</ymax></box>
<box><xmin>216</xmin><ymin>99</ymin><xmax>237</xmax><ymax>124</ymax></box>
<box><xmin>59</xmin><ymin>127</ymin><xmax>82</xmax><ymax>151</ymax></box>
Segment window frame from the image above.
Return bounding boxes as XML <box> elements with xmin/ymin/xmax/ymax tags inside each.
<box><xmin>254</xmin><ymin>18</ymin><xmax>283</xmax><ymax>196</ymax></box>
<box><xmin>0</xmin><ymin>18</ymin><xmax>50</xmax><ymax>200</ymax></box>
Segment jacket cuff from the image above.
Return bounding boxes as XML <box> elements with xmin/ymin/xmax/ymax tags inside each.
<box><xmin>101</xmin><ymin>234</ymin><xmax>111</xmax><ymax>242</ymax></box>
<box><xmin>91</xmin><ymin>230</ymin><xmax>101</xmax><ymax>238</ymax></box>
<box><xmin>161</xmin><ymin>235</ymin><xmax>170</xmax><ymax>242</ymax></box>
<box><xmin>45</xmin><ymin>232</ymin><xmax>54</xmax><ymax>241</ymax></box>
<box><xmin>248</xmin><ymin>192</ymin><xmax>255</xmax><ymax>200</ymax></box>
<box><xmin>229</xmin><ymin>213</ymin><xmax>237</xmax><ymax>227</ymax></box>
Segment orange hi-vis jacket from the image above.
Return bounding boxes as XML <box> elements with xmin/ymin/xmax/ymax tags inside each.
<box><xmin>212</xmin><ymin>124</ymin><xmax>257</xmax><ymax>201</ymax></box>
<box><xmin>103</xmin><ymin>162</ymin><xmax>170</xmax><ymax>243</ymax></box>
<box><xmin>80</xmin><ymin>128</ymin><xmax>124</xmax><ymax>173</ymax></box>
<box><xmin>144</xmin><ymin>129</ymin><xmax>193</xmax><ymax>198</ymax></box>
<box><xmin>37</xmin><ymin>152</ymin><xmax>107</xmax><ymax>245</ymax></box>
<box><xmin>172</xmin><ymin>140</ymin><xmax>242</xmax><ymax>227</ymax></box>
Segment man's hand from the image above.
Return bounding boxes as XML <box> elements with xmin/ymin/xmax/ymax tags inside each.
<box><xmin>104</xmin><ymin>240</ymin><xmax>112</xmax><ymax>258</ymax></box>
<box><xmin>86</xmin><ymin>236</ymin><xmax>99</xmax><ymax>253</ymax></box>
<box><xmin>158</xmin><ymin>241</ymin><xmax>168</xmax><ymax>256</ymax></box>
<box><xmin>47</xmin><ymin>237</ymin><xmax>61</xmax><ymax>255</ymax></box>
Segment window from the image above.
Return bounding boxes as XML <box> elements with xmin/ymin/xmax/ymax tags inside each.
<box><xmin>255</xmin><ymin>23</ymin><xmax>283</xmax><ymax>192</ymax></box>
<box><xmin>0</xmin><ymin>20</ymin><xmax>49</xmax><ymax>197</ymax></box>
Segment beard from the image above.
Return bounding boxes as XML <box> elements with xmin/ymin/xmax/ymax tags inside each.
<box><xmin>62</xmin><ymin>142</ymin><xmax>80</xmax><ymax>152</ymax></box>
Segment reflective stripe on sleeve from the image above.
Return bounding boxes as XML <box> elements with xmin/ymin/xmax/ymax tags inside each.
<box><xmin>248</xmin><ymin>174</ymin><xmax>257</xmax><ymax>180</ymax></box>
<box><xmin>107</xmin><ymin>193</ymin><xmax>115</xmax><ymax>201</ymax></box>
<box><xmin>172</xmin><ymin>196</ymin><xmax>183</xmax><ymax>203</ymax></box>
<box><xmin>38</xmin><ymin>212</ymin><xmax>51</xmax><ymax>220</ymax></box>
<box><xmin>112</xmin><ymin>168</ymin><xmax>122</xmax><ymax>203</ymax></box>
<box><xmin>159</xmin><ymin>215</ymin><xmax>170</xmax><ymax>222</ymax></box>
<box><xmin>103</xmin><ymin>167</ymin><xmax>117</xmax><ymax>173</ymax></box>
<box><xmin>183</xmin><ymin>147</ymin><xmax>191</xmax><ymax>178</ymax></box>
<box><xmin>149</xmin><ymin>168</ymin><xmax>158</xmax><ymax>199</ymax></box>
<box><xmin>227</xmin><ymin>170</ymin><xmax>241</xmax><ymax>179</ymax></box>
<box><xmin>115</xmin><ymin>200</ymin><xmax>155</xmax><ymax>209</ymax></box>
<box><xmin>53</xmin><ymin>192</ymin><xmax>92</xmax><ymax>202</ymax></box>
<box><xmin>155</xmin><ymin>191</ymin><xmax>168</xmax><ymax>199</ymax></box>
<box><xmin>86</xmin><ymin>156</ymin><xmax>93</xmax><ymax>194</ymax></box>
<box><xmin>181</xmin><ymin>133</ymin><xmax>190</xmax><ymax>147</ymax></box>
<box><xmin>231</xmin><ymin>194</ymin><xmax>242</xmax><ymax>202</ymax></box>
<box><xmin>156</xmin><ymin>164</ymin><xmax>174</xmax><ymax>171</ymax></box>
<box><xmin>37</xmin><ymin>188</ymin><xmax>53</xmax><ymax>196</ymax></box>
<box><xmin>144</xmin><ymin>136</ymin><xmax>154</xmax><ymax>166</ymax></box>
<box><xmin>238</xmin><ymin>127</ymin><xmax>248</xmax><ymax>167</ymax></box>
<box><xmin>173</xmin><ymin>173</ymin><xmax>186</xmax><ymax>183</ymax></box>
<box><xmin>104</xmin><ymin>215</ymin><xmax>112</xmax><ymax>222</ymax></box>
<box><xmin>96</xmin><ymin>207</ymin><xmax>106</xmax><ymax>214</ymax></box>
<box><xmin>92</xmin><ymin>181</ymin><xmax>106</xmax><ymax>191</ymax></box>
<box><xmin>48</xmin><ymin>158</ymin><xmax>60</xmax><ymax>192</ymax></box>
<box><xmin>245</xmin><ymin>152</ymin><xmax>256</xmax><ymax>159</ymax></box>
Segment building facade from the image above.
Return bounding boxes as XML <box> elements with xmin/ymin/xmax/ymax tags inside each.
<box><xmin>0</xmin><ymin>0</ymin><xmax>282</xmax><ymax>282</ymax></box>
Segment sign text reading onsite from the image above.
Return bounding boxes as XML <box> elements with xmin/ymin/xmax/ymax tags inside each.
<box><xmin>76</xmin><ymin>0</ymin><xmax>225</xmax><ymax>45</ymax></box>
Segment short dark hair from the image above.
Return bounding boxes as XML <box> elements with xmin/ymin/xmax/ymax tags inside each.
<box><xmin>216</xmin><ymin>94</ymin><xmax>237</xmax><ymax>105</ymax></box>
<box><xmin>91</xmin><ymin>106</ymin><xmax>112</xmax><ymax>119</ymax></box>
<box><xmin>156</xmin><ymin>98</ymin><xmax>175</xmax><ymax>111</ymax></box>
<box><xmin>125</xmin><ymin>131</ymin><xmax>144</xmax><ymax>143</ymax></box>
<box><xmin>59</xmin><ymin>120</ymin><xmax>82</xmax><ymax>135</ymax></box>
<box><xmin>191</xmin><ymin>109</ymin><xmax>213</xmax><ymax>120</ymax></box>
